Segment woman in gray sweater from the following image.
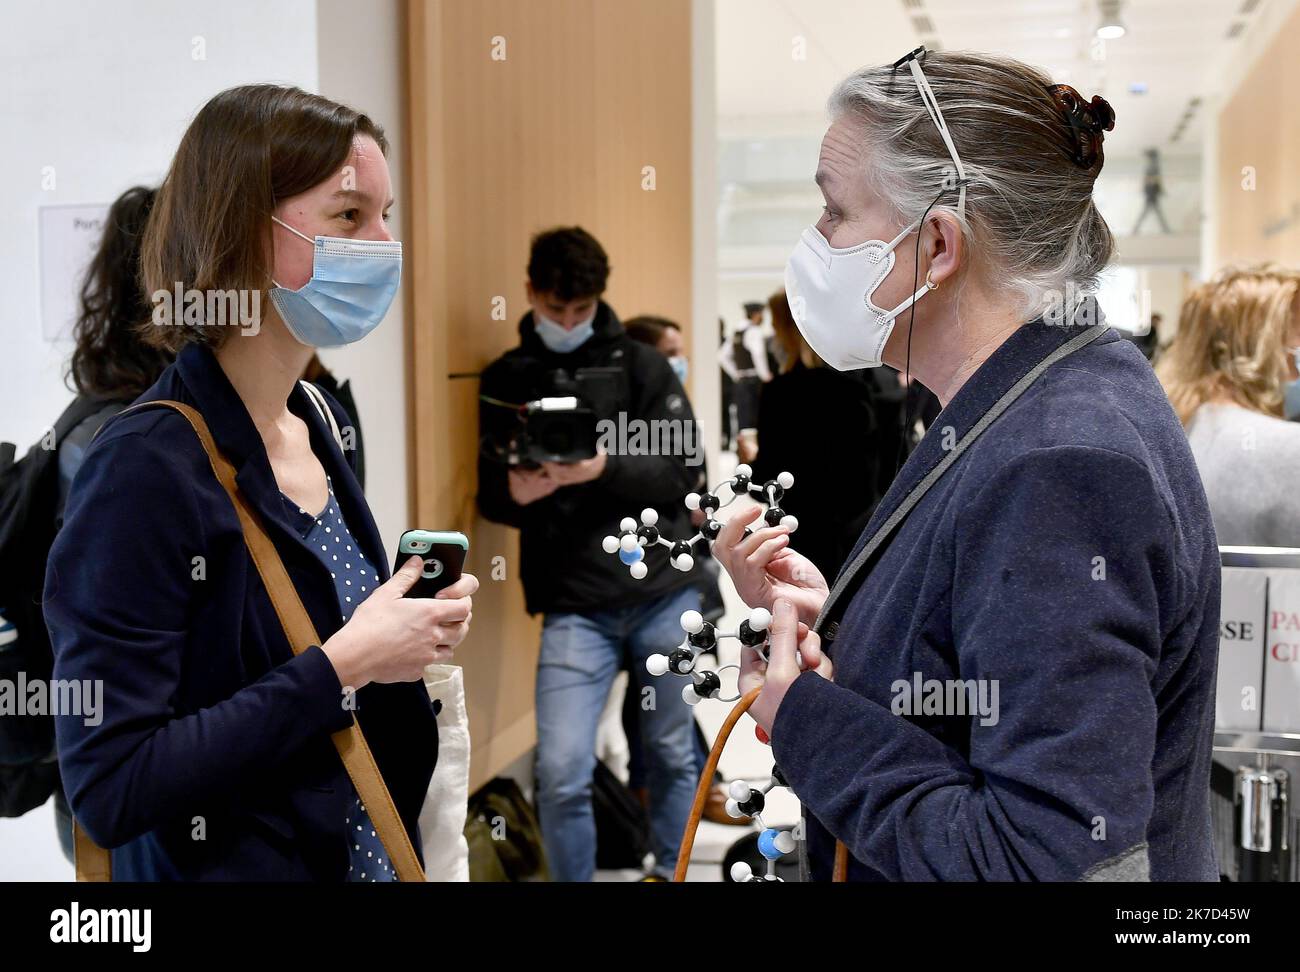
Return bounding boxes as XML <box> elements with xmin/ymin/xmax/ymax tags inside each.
<box><xmin>1159</xmin><ymin>265</ymin><xmax>1300</xmax><ymax>546</ymax></box>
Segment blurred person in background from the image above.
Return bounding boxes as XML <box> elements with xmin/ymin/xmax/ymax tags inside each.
<box><xmin>1158</xmin><ymin>265</ymin><xmax>1300</xmax><ymax>546</ymax></box>
<box><xmin>719</xmin><ymin>301</ymin><xmax>771</xmax><ymax>438</ymax></box>
<box><xmin>717</xmin><ymin>316</ymin><xmax>736</xmax><ymax>451</ymax></box>
<box><xmin>1127</xmin><ymin>311</ymin><xmax>1161</xmax><ymax>363</ymax></box>
<box><xmin>741</xmin><ymin>290</ymin><xmax>890</xmax><ymax>580</ymax></box>
<box><xmin>0</xmin><ymin>185</ymin><xmax>169</xmax><ymax>860</ymax></box>
<box><xmin>477</xmin><ymin>229</ymin><xmax>703</xmax><ymax>880</ymax></box>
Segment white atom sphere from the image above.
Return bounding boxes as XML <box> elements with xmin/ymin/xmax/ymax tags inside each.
<box><xmin>680</xmin><ymin>609</ymin><xmax>704</xmax><ymax>634</ymax></box>
<box><xmin>774</xmin><ymin>831</ymin><xmax>797</xmax><ymax>854</ymax></box>
<box><xmin>620</xmin><ymin>534</ymin><xmax>639</xmax><ymax>553</ymax></box>
<box><xmin>640</xmin><ymin>508</ymin><xmax>659</xmax><ymax>526</ymax></box>
<box><xmin>729</xmin><ymin>779</ymin><xmax>751</xmax><ymax>801</ymax></box>
<box><xmin>750</xmin><ymin>607</ymin><xmax>772</xmax><ymax>631</ymax></box>
<box><xmin>781</xmin><ymin>515</ymin><xmax>799</xmax><ymax>533</ymax></box>
<box><xmin>725</xmin><ymin>798</ymin><xmax>743</xmax><ymax>818</ymax></box>
<box><xmin>646</xmin><ymin>654</ymin><xmax>669</xmax><ymax>676</ymax></box>
<box><xmin>620</xmin><ymin>517</ymin><xmax>637</xmax><ymax>533</ymax></box>
<box><xmin>778</xmin><ymin>471</ymin><xmax>794</xmax><ymax>489</ymax></box>
<box><xmin>682</xmin><ymin>684</ymin><xmax>702</xmax><ymax>706</ymax></box>
<box><xmin>630</xmin><ymin>561</ymin><xmax>648</xmax><ymax>580</ymax></box>
<box><xmin>685</xmin><ymin>492</ymin><xmax>701</xmax><ymax>511</ymax></box>
<box><xmin>602</xmin><ymin>535</ymin><xmax>619</xmax><ymax>554</ymax></box>
<box><xmin>736</xmin><ymin>463</ymin><xmax>753</xmax><ymax>478</ymax></box>
<box><xmin>730</xmin><ymin>861</ymin><xmax>754</xmax><ymax>883</ymax></box>
<box><xmin>673</xmin><ymin>553</ymin><xmax>694</xmax><ymax>572</ymax></box>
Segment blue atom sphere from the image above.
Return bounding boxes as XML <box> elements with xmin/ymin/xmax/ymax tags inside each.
<box><xmin>758</xmin><ymin>828</ymin><xmax>783</xmax><ymax>861</ymax></box>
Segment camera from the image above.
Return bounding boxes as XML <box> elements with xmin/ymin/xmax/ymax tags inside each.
<box><xmin>482</xmin><ymin>366</ymin><xmax>626</xmax><ymax>468</ymax></box>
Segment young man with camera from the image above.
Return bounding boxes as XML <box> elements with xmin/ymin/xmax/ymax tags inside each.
<box><xmin>477</xmin><ymin>227</ymin><xmax>703</xmax><ymax>882</ymax></box>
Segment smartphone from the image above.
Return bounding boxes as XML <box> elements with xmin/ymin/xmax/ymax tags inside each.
<box><xmin>393</xmin><ymin>530</ymin><xmax>469</xmax><ymax>597</ymax></box>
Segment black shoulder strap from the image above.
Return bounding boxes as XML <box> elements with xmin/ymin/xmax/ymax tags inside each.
<box><xmin>814</xmin><ymin>323</ymin><xmax>1108</xmax><ymax>640</ymax></box>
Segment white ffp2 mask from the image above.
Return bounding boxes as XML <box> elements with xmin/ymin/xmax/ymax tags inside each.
<box><xmin>783</xmin><ymin>218</ymin><xmax>934</xmax><ymax>371</ymax></box>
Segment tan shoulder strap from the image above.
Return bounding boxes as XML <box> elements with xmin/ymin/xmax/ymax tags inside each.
<box><xmin>75</xmin><ymin>399</ymin><xmax>425</xmax><ymax>882</ymax></box>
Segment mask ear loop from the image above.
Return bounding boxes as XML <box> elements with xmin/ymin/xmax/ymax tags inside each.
<box><xmin>891</xmin><ymin>46</ymin><xmax>970</xmax><ymax>473</ymax></box>
<box><xmin>269</xmin><ymin>216</ymin><xmax>319</xmax><ymax>290</ymax></box>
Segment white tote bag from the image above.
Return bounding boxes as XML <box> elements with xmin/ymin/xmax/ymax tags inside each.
<box><xmin>418</xmin><ymin>664</ymin><xmax>471</xmax><ymax>882</ymax></box>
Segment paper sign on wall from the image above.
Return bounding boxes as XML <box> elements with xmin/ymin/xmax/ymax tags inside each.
<box><xmin>39</xmin><ymin>203</ymin><xmax>109</xmax><ymax>342</ymax></box>
<box><xmin>1263</xmin><ymin>568</ymin><xmax>1300</xmax><ymax>732</ymax></box>
<box><xmin>1218</xmin><ymin>567</ymin><xmax>1267</xmax><ymax>732</ymax></box>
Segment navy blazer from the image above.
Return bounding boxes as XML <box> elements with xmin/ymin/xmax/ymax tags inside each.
<box><xmin>772</xmin><ymin>319</ymin><xmax>1221</xmax><ymax>881</ymax></box>
<box><xmin>44</xmin><ymin>343</ymin><xmax>437</xmax><ymax>881</ymax></box>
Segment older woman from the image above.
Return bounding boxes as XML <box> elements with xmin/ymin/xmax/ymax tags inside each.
<box><xmin>712</xmin><ymin>49</ymin><xmax>1219</xmax><ymax>881</ymax></box>
<box><xmin>1158</xmin><ymin>266</ymin><xmax>1300</xmax><ymax>545</ymax></box>
<box><xmin>45</xmin><ymin>85</ymin><xmax>477</xmax><ymax>880</ymax></box>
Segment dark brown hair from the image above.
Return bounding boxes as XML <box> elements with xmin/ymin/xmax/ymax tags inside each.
<box><xmin>527</xmin><ymin>227</ymin><xmax>610</xmax><ymax>301</ymax></box>
<box><xmin>68</xmin><ymin>185</ymin><xmax>174</xmax><ymax>398</ymax></box>
<box><xmin>140</xmin><ymin>84</ymin><xmax>388</xmax><ymax>352</ymax></box>
<box><xmin>623</xmin><ymin>315</ymin><xmax>680</xmax><ymax>348</ymax></box>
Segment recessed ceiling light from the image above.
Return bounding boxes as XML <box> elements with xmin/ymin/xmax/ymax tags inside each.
<box><xmin>1097</xmin><ymin>0</ymin><xmax>1126</xmax><ymax>39</ymax></box>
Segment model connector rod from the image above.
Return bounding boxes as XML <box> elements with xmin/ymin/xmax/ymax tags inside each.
<box><xmin>601</xmin><ymin>464</ymin><xmax>797</xmax><ymax>580</ymax></box>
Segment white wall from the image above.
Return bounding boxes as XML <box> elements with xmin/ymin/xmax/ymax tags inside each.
<box><xmin>0</xmin><ymin>0</ymin><xmax>410</xmax><ymax>881</ymax></box>
<box><xmin>314</xmin><ymin>0</ymin><xmax>409</xmax><ymax>548</ymax></box>
<box><xmin>0</xmin><ymin>0</ymin><xmax>318</xmax><ymax>452</ymax></box>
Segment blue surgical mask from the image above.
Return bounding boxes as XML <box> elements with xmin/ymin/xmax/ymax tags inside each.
<box><xmin>535</xmin><ymin>310</ymin><xmax>595</xmax><ymax>354</ymax></box>
<box><xmin>1286</xmin><ymin>348</ymin><xmax>1300</xmax><ymax>421</ymax></box>
<box><xmin>1285</xmin><ymin>380</ymin><xmax>1300</xmax><ymax>422</ymax></box>
<box><xmin>269</xmin><ymin>216</ymin><xmax>402</xmax><ymax>348</ymax></box>
<box><xmin>669</xmin><ymin>355</ymin><xmax>689</xmax><ymax>384</ymax></box>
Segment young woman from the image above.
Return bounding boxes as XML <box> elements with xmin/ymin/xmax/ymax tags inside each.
<box><xmin>45</xmin><ymin>84</ymin><xmax>477</xmax><ymax>881</ymax></box>
<box><xmin>1158</xmin><ymin>265</ymin><xmax>1300</xmax><ymax>546</ymax></box>
<box><xmin>711</xmin><ymin>50</ymin><xmax>1219</xmax><ymax>881</ymax></box>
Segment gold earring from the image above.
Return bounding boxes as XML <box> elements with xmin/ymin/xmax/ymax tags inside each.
<box><xmin>925</xmin><ymin>270</ymin><xmax>938</xmax><ymax>290</ymax></box>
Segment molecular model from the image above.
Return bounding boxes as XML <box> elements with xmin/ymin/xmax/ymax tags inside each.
<box><xmin>647</xmin><ymin>606</ymin><xmax>800</xmax><ymax>881</ymax></box>
<box><xmin>725</xmin><ymin>775</ymin><xmax>799</xmax><ymax>884</ymax></box>
<box><xmin>647</xmin><ymin>606</ymin><xmax>773</xmax><ymax>705</ymax></box>
<box><xmin>601</xmin><ymin>464</ymin><xmax>797</xmax><ymax>579</ymax></box>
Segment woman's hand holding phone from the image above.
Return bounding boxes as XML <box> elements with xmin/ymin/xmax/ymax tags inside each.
<box><xmin>322</xmin><ymin>555</ymin><xmax>479</xmax><ymax>690</ymax></box>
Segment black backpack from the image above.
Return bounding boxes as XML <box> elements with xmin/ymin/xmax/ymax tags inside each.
<box><xmin>591</xmin><ymin>758</ymin><xmax>651</xmax><ymax>870</ymax></box>
<box><xmin>0</xmin><ymin>395</ymin><xmax>118</xmax><ymax>817</ymax></box>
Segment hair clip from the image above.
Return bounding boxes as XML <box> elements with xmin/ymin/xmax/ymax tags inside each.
<box><xmin>1047</xmin><ymin>84</ymin><xmax>1116</xmax><ymax>170</ymax></box>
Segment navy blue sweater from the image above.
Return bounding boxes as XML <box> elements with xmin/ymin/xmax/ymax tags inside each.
<box><xmin>772</xmin><ymin>319</ymin><xmax>1220</xmax><ymax>881</ymax></box>
<box><xmin>44</xmin><ymin>344</ymin><xmax>436</xmax><ymax>880</ymax></box>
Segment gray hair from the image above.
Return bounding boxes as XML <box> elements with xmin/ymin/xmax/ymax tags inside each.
<box><xmin>828</xmin><ymin>51</ymin><xmax>1114</xmax><ymax>318</ymax></box>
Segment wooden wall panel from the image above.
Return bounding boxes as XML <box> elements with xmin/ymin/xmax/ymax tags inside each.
<box><xmin>1216</xmin><ymin>2</ymin><xmax>1300</xmax><ymax>266</ymax></box>
<box><xmin>406</xmin><ymin>0</ymin><xmax>694</xmax><ymax>790</ymax></box>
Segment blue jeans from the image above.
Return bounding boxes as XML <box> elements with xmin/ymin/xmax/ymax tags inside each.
<box><xmin>535</xmin><ymin>586</ymin><xmax>701</xmax><ymax>881</ymax></box>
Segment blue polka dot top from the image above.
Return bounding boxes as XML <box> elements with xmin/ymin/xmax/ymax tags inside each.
<box><xmin>282</xmin><ymin>476</ymin><xmax>395</xmax><ymax>882</ymax></box>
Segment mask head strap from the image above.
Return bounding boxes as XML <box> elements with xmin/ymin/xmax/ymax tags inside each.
<box><xmin>892</xmin><ymin>46</ymin><xmax>967</xmax><ymax>219</ymax></box>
